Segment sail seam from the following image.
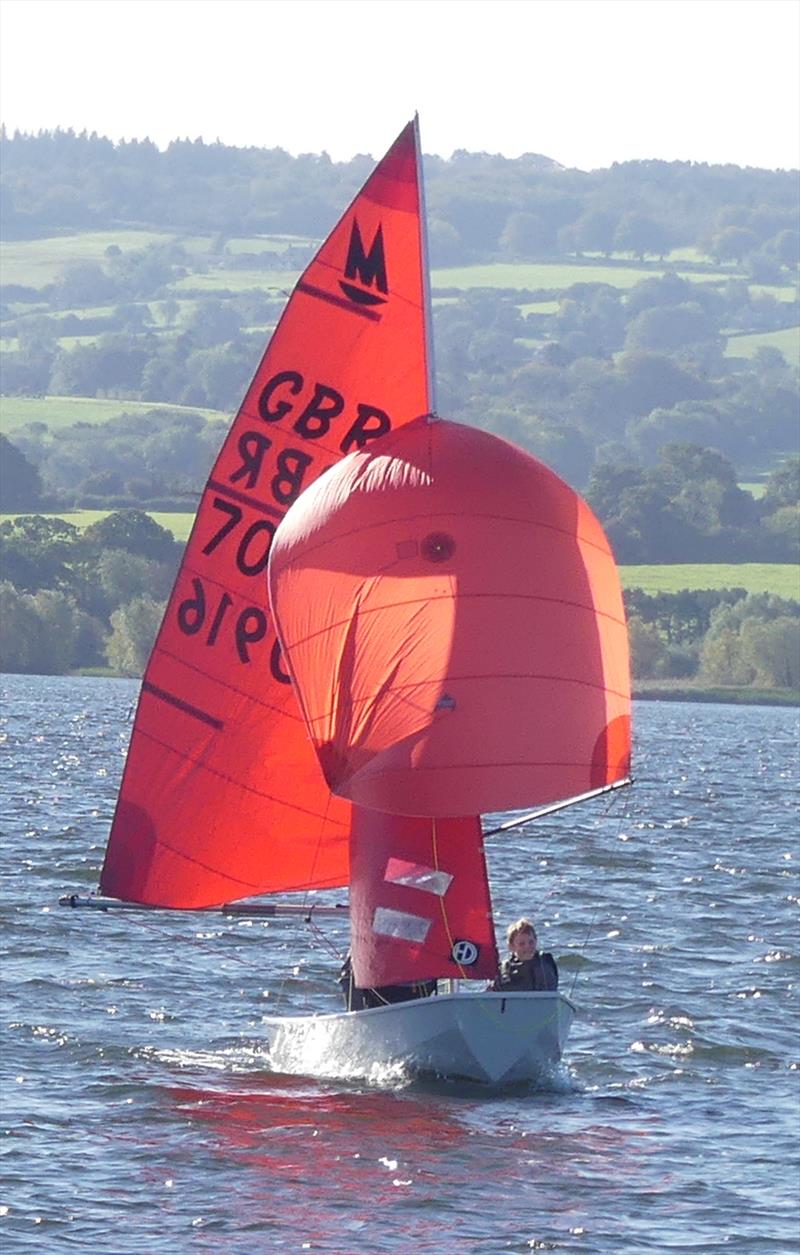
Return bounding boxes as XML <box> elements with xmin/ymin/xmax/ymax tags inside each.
<box><xmin>308</xmin><ymin>256</ymin><xmax>425</xmax><ymax>315</ymax></box>
<box><xmin>142</xmin><ymin>682</ymin><xmax>224</xmax><ymax>729</ymax></box>
<box><xmin>269</xmin><ymin>511</ymin><xmax>616</xmax><ymax>573</ymax></box>
<box><xmin>129</xmin><ymin>725</ymin><xmax>350</xmax><ymax>825</ymax></box>
<box><xmin>153</xmin><ymin>646</ymin><xmax>306</xmax><ymax>724</ymax></box>
<box><xmin>359</xmin><ymin>759</ymin><xmax>631</xmax><ymax>775</ymax></box>
<box><xmin>297</xmin><ymin>280</ymin><xmax>382</xmax><ymax>322</ymax></box>
<box><xmin>206</xmin><ymin>479</ymin><xmax>285</xmax><ymax>520</ymax></box>
<box><xmin>305</xmin><ymin>673</ymin><xmax>630</xmax><ymax>728</ymax></box>
<box><xmin>283</xmin><ymin>594</ymin><xmax>628</xmax><ymax>651</ymax></box>
<box><xmin>118</xmin><ymin>828</ymin><xmax>347</xmax><ymax>896</ymax></box>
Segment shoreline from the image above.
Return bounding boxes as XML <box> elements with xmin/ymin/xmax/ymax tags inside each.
<box><xmin>38</xmin><ymin>670</ymin><xmax>800</xmax><ymax>709</ymax></box>
<box><xmin>633</xmin><ymin>683</ymin><xmax>799</xmax><ymax>707</ymax></box>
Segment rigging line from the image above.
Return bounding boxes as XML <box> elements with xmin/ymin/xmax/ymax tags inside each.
<box><xmin>280</xmin><ymin>786</ymin><xmax>343</xmax><ymax>1015</ymax></box>
<box><xmin>568</xmin><ymin>786</ymin><xmax>631</xmax><ymax>1001</ymax></box>
<box><xmin>533</xmin><ymin>871</ymin><xmax>572</xmax><ymax>919</ymax></box>
<box><xmin>431</xmin><ymin>816</ymin><xmax>470</xmax><ymax>983</ymax></box>
<box><xmin>106</xmin><ymin>909</ymin><xmax>266</xmax><ymax>973</ymax></box>
<box><xmin>307</xmin><ymin>915</ymin><xmax>342</xmax><ymax>965</ymax></box>
<box><xmin>299</xmin><ymin>787</ymin><xmax>338</xmax><ymax>920</ymax></box>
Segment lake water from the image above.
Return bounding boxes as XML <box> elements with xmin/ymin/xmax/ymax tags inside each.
<box><xmin>1</xmin><ymin>674</ymin><xmax>798</xmax><ymax>1253</ymax></box>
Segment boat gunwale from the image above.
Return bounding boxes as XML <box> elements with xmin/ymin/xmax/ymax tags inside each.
<box><xmin>263</xmin><ymin>989</ymin><xmax>576</xmax><ymax>1026</ymax></box>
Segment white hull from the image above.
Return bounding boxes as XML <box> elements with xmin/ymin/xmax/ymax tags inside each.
<box><xmin>264</xmin><ymin>990</ymin><xmax>575</xmax><ymax>1086</ymax></box>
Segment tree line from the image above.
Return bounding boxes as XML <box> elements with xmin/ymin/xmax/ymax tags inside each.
<box><xmin>0</xmin><ymin>511</ymin><xmax>797</xmax><ymax>689</ymax></box>
<box><xmin>2</xmin><ymin>427</ymin><xmax>797</xmax><ymax>567</ymax></box>
<box><xmin>2</xmin><ymin>128</ymin><xmax>798</xmax><ymax>277</ymax></box>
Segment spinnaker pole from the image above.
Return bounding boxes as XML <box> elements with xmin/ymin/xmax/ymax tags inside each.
<box><xmin>482</xmin><ymin>777</ymin><xmax>632</xmax><ymax>838</ymax></box>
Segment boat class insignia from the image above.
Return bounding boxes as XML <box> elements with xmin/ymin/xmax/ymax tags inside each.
<box><xmin>339</xmin><ymin>220</ymin><xmax>388</xmax><ymax>307</ymax></box>
<box><xmin>451</xmin><ymin>940</ymin><xmax>480</xmax><ymax>966</ymax></box>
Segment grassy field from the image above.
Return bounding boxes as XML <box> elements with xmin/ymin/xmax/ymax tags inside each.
<box><xmin>0</xmin><ymin>509</ymin><xmax>198</xmax><ymax>539</ymax></box>
<box><xmin>750</xmin><ymin>283</ymin><xmax>800</xmax><ymax>303</ymax></box>
<box><xmin>169</xmin><ymin>269</ymin><xmax>297</xmax><ymax>294</ymax></box>
<box><xmin>430</xmin><ymin>261</ymin><xmax>734</xmax><ymax>292</ymax></box>
<box><xmin>519</xmin><ymin>300</ymin><xmax>560</xmax><ymax>315</ymax></box>
<box><xmin>0</xmin><ymin>229</ymin><xmax>319</xmax><ymax>291</ymax></box>
<box><xmin>620</xmin><ymin>563</ymin><xmax>799</xmax><ymax>597</ymax></box>
<box><xmin>0</xmin><ymin>395</ymin><xmax>227</xmax><ymax>434</ymax></box>
<box><xmin>4</xmin><ymin>229</ymin><xmax>795</xmax><ymax>304</ymax></box>
<box><xmin>170</xmin><ymin>259</ymin><xmax>743</xmax><ymax>299</ymax></box>
<box><xmin>725</xmin><ymin>326</ymin><xmax>800</xmax><ymax>367</ymax></box>
<box><xmin>0</xmin><ymin>231</ymin><xmax>188</xmax><ymax>288</ymax></box>
<box><xmin>3</xmin><ymin>298</ymin><xmax>205</xmax><ymax>354</ymax></box>
<box><xmin>225</xmin><ymin>234</ymin><xmax>317</xmax><ymax>255</ymax></box>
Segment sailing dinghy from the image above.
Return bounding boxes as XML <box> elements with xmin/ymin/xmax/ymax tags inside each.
<box><xmin>62</xmin><ymin>119</ymin><xmax>631</xmax><ymax>1086</ymax></box>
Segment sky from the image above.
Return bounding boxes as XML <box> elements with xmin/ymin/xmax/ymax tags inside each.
<box><xmin>1</xmin><ymin>0</ymin><xmax>798</xmax><ymax>170</ymax></box>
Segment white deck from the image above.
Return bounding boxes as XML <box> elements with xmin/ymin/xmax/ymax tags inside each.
<box><xmin>264</xmin><ymin>989</ymin><xmax>575</xmax><ymax>1086</ymax></box>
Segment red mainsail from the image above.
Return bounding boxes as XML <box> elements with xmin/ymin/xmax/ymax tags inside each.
<box><xmin>349</xmin><ymin>809</ymin><xmax>498</xmax><ymax>988</ymax></box>
<box><xmin>100</xmin><ymin>121</ymin><xmax>432</xmax><ymax>907</ymax></box>
<box><xmin>268</xmin><ymin>417</ymin><xmax>631</xmax><ymax>818</ymax></box>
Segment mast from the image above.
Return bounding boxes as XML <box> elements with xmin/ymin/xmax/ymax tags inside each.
<box><xmin>413</xmin><ymin>113</ymin><xmax>438</xmax><ymax>418</ymax></box>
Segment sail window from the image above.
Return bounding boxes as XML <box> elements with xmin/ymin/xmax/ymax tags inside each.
<box><xmin>421</xmin><ymin>532</ymin><xmax>455</xmax><ymax>563</ymax></box>
<box><xmin>384</xmin><ymin>858</ymin><xmax>453</xmax><ymax>897</ymax></box>
<box><xmin>373</xmin><ymin>907</ymin><xmax>432</xmax><ymax>943</ymax></box>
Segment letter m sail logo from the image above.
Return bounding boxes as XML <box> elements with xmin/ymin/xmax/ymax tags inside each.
<box><xmin>339</xmin><ymin>220</ymin><xmax>388</xmax><ymax>307</ymax></box>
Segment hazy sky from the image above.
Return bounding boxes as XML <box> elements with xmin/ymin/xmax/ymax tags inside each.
<box><xmin>1</xmin><ymin>0</ymin><xmax>798</xmax><ymax>170</ymax></box>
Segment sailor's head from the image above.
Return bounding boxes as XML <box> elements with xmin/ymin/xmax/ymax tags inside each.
<box><xmin>507</xmin><ymin>918</ymin><xmax>537</xmax><ymax>958</ymax></box>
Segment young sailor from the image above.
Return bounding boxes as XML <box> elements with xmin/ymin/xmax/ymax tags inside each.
<box><xmin>493</xmin><ymin>918</ymin><xmax>558</xmax><ymax>991</ymax></box>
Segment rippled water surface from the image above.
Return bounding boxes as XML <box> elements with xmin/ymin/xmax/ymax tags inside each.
<box><xmin>2</xmin><ymin>674</ymin><xmax>798</xmax><ymax>1253</ymax></box>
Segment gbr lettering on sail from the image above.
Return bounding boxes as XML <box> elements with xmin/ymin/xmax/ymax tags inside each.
<box><xmin>174</xmin><ymin>371</ymin><xmax>395</xmax><ymax>678</ymax></box>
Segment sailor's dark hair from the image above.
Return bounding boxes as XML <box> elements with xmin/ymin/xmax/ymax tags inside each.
<box><xmin>507</xmin><ymin>917</ymin><xmax>537</xmax><ymax>946</ymax></box>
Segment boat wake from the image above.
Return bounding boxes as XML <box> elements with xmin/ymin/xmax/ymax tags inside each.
<box><xmin>264</xmin><ymin>1034</ymin><xmax>579</xmax><ymax>1095</ymax></box>
<box><xmin>264</xmin><ymin>1034</ymin><xmax>414</xmax><ymax>1089</ymax></box>
<box><xmin>138</xmin><ymin>1035</ymin><xmax>579</xmax><ymax>1096</ymax></box>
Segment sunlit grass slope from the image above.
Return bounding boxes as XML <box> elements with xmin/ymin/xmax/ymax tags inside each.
<box><xmin>0</xmin><ymin>395</ymin><xmax>227</xmax><ymax>434</ymax></box>
<box><xmin>620</xmin><ymin>564</ymin><xmax>799</xmax><ymax>598</ymax></box>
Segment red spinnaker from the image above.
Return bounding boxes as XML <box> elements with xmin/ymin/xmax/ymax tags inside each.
<box><xmin>349</xmin><ymin>809</ymin><xmax>498</xmax><ymax>987</ymax></box>
<box><xmin>101</xmin><ymin>121</ymin><xmax>432</xmax><ymax>907</ymax></box>
<box><xmin>268</xmin><ymin>417</ymin><xmax>631</xmax><ymax>818</ymax></box>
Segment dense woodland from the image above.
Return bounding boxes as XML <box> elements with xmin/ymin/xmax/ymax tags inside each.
<box><xmin>2</xmin><ymin>128</ymin><xmax>798</xmax><ymax>264</ymax></box>
<box><xmin>0</xmin><ymin>130</ymin><xmax>798</xmax><ymax>683</ymax></box>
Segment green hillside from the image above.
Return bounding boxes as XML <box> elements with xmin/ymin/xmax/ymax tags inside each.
<box><xmin>620</xmin><ymin>563</ymin><xmax>799</xmax><ymax>598</ymax></box>
<box><xmin>0</xmin><ymin>394</ymin><xmax>227</xmax><ymax>434</ymax></box>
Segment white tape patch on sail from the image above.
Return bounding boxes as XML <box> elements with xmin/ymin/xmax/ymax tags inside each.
<box><xmin>372</xmin><ymin>906</ymin><xmax>432</xmax><ymax>943</ymax></box>
<box><xmin>384</xmin><ymin>858</ymin><xmax>453</xmax><ymax>896</ymax></box>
